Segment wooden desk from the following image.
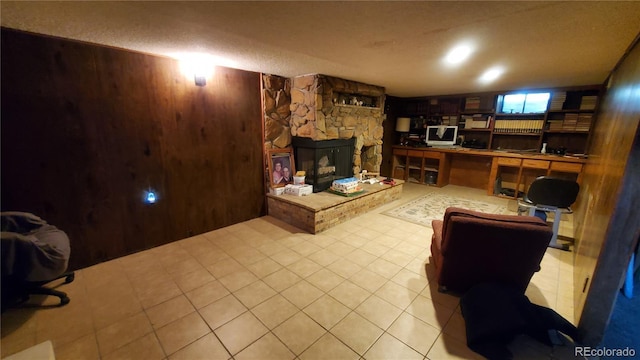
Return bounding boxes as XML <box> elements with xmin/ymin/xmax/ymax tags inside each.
<box><xmin>392</xmin><ymin>146</ymin><xmax>586</xmax><ymax>198</ymax></box>
<box><xmin>392</xmin><ymin>147</ymin><xmax>450</xmax><ymax>187</ymax></box>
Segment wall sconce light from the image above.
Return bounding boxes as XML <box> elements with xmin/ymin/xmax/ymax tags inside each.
<box><xmin>173</xmin><ymin>52</ymin><xmax>237</xmax><ymax>87</ymax></box>
<box><xmin>178</xmin><ymin>53</ymin><xmax>214</xmax><ymax>86</ymax></box>
<box><xmin>395</xmin><ymin>117</ymin><xmax>411</xmax><ymax>145</ymax></box>
<box><xmin>194</xmin><ymin>74</ymin><xmax>207</xmax><ymax>87</ymax></box>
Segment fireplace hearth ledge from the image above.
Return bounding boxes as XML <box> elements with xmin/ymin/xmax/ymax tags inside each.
<box><xmin>266</xmin><ymin>180</ymin><xmax>404</xmax><ymax>234</ymax></box>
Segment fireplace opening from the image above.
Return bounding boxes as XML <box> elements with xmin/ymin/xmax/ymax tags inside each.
<box><xmin>292</xmin><ymin>137</ymin><xmax>355</xmax><ymax>193</ymax></box>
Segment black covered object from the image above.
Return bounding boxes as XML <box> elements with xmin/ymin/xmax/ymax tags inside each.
<box><xmin>1</xmin><ymin>212</ymin><xmax>74</xmax><ymax>309</ymax></box>
<box><xmin>460</xmin><ymin>282</ymin><xmax>578</xmax><ymax>360</ymax></box>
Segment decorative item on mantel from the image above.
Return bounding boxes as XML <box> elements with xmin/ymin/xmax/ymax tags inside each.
<box><xmin>329</xmin><ymin>177</ymin><xmax>364</xmax><ymax>197</ymax></box>
<box><xmin>382</xmin><ymin>177</ymin><xmax>397</xmax><ymax>186</ymax></box>
<box><xmin>359</xmin><ymin>170</ymin><xmax>381</xmax><ymax>184</ymax></box>
<box><xmin>284</xmin><ymin>184</ymin><xmax>313</xmax><ymax>196</ymax></box>
<box><xmin>269</xmin><ymin>187</ymin><xmax>285</xmax><ymax>196</ymax></box>
<box><xmin>293</xmin><ymin>171</ymin><xmax>306</xmax><ymax>185</ymax></box>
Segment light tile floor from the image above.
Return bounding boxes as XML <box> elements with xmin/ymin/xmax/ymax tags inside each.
<box><xmin>1</xmin><ymin>184</ymin><xmax>577</xmax><ymax>359</ymax></box>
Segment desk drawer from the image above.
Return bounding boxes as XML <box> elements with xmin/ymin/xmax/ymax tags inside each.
<box><xmin>522</xmin><ymin>159</ymin><xmax>550</xmax><ymax>169</ymax></box>
<box><xmin>408</xmin><ymin>150</ymin><xmax>424</xmax><ymax>157</ymax></box>
<box><xmin>497</xmin><ymin>157</ymin><xmax>521</xmax><ymax>166</ymax></box>
<box><xmin>423</xmin><ymin>151</ymin><xmax>442</xmax><ymax>159</ymax></box>
<box><xmin>393</xmin><ymin>149</ymin><xmax>408</xmax><ymax>156</ymax></box>
<box><xmin>550</xmin><ymin>161</ymin><xmax>582</xmax><ymax>173</ymax></box>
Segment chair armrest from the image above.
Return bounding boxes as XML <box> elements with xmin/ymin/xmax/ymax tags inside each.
<box><xmin>432</xmin><ymin>219</ymin><xmax>444</xmax><ymax>241</ymax></box>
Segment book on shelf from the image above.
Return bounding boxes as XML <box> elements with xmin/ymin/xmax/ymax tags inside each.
<box><xmin>471</xmin><ymin>120</ymin><xmax>487</xmax><ymax>128</ymax></box>
<box><xmin>461</xmin><ymin>114</ymin><xmax>492</xmax><ymax>129</ymax></box>
<box><xmin>441</xmin><ymin>102</ymin><xmax>459</xmax><ymax>114</ymax></box>
<box><xmin>549</xmin><ymin>91</ymin><xmax>567</xmax><ymax>111</ymax></box>
<box><xmin>576</xmin><ymin>113</ymin><xmax>593</xmax><ymax>131</ymax></box>
<box><xmin>494</xmin><ymin>119</ymin><xmax>544</xmax><ymax>133</ymax></box>
<box><xmin>548</xmin><ymin>119</ymin><xmax>564</xmax><ymax>131</ymax></box>
<box><xmin>462</xmin><ymin>115</ymin><xmax>474</xmax><ymax>129</ymax></box>
<box><xmin>441</xmin><ymin>115</ymin><xmax>458</xmax><ymax>126</ymax></box>
<box><xmin>547</xmin><ymin>113</ymin><xmax>591</xmax><ymax>132</ymax></box>
<box><xmin>580</xmin><ymin>95</ymin><xmax>598</xmax><ymax>110</ymax></box>
<box><xmin>465</xmin><ymin>96</ymin><xmax>480</xmax><ymax>110</ymax></box>
<box><xmin>563</xmin><ymin>113</ymin><xmax>578</xmax><ymax>130</ymax></box>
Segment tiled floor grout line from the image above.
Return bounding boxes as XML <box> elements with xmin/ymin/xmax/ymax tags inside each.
<box><xmin>176</xmin><ymin>227</ymin><xmax>434</xmax><ymax>358</ymax></box>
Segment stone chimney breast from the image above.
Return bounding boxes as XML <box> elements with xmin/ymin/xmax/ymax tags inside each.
<box><xmin>290</xmin><ymin>74</ymin><xmax>385</xmax><ymax>174</ymax></box>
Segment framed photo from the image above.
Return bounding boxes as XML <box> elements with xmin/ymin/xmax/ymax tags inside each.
<box><xmin>267</xmin><ymin>148</ymin><xmax>295</xmax><ymax>188</ymax></box>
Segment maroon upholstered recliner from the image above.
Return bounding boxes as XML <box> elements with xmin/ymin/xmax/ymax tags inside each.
<box><xmin>431</xmin><ymin>207</ymin><xmax>553</xmax><ymax>294</ymax></box>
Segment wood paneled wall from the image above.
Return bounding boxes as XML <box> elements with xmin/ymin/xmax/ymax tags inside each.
<box><xmin>381</xmin><ymin>96</ymin><xmax>402</xmax><ymax>177</ymax></box>
<box><xmin>1</xmin><ymin>28</ymin><xmax>266</xmax><ymax>270</ymax></box>
<box><xmin>573</xmin><ymin>36</ymin><xmax>640</xmax><ymax>344</ymax></box>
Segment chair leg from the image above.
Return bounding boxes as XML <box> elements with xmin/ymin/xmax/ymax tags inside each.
<box><xmin>28</xmin><ymin>286</ymin><xmax>70</xmax><ymax>306</ymax></box>
<box><xmin>8</xmin><ymin>272</ymin><xmax>76</xmax><ymax>308</ymax></box>
<box><xmin>548</xmin><ymin>209</ymin><xmax>571</xmax><ymax>251</ymax></box>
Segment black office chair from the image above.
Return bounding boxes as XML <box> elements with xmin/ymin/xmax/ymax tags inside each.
<box><xmin>1</xmin><ymin>212</ymin><xmax>75</xmax><ymax>311</ymax></box>
<box><xmin>517</xmin><ymin>176</ymin><xmax>580</xmax><ymax>251</ymax></box>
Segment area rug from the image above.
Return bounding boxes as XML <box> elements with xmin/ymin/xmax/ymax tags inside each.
<box><xmin>383</xmin><ymin>192</ymin><xmax>509</xmax><ymax>227</ymax></box>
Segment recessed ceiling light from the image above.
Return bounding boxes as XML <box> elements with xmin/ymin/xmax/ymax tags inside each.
<box><xmin>444</xmin><ymin>44</ymin><xmax>473</xmax><ymax>65</ymax></box>
<box><xmin>479</xmin><ymin>66</ymin><xmax>504</xmax><ymax>83</ymax></box>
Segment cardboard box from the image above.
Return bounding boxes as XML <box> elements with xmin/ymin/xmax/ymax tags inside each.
<box><xmin>284</xmin><ymin>184</ymin><xmax>313</xmax><ymax>196</ymax></box>
<box><xmin>269</xmin><ymin>187</ymin><xmax>285</xmax><ymax>195</ymax></box>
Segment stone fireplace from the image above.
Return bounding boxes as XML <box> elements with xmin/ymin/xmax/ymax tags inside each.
<box><xmin>289</xmin><ymin>74</ymin><xmax>385</xmax><ymax>176</ymax></box>
<box><xmin>360</xmin><ymin>145</ymin><xmax>378</xmax><ymax>172</ymax></box>
<box><xmin>292</xmin><ymin>136</ymin><xmax>355</xmax><ymax>193</ymax></box>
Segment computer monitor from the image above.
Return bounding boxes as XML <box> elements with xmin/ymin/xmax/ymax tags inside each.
<box><xmin>426</xmin><ymin>125</ymin><xmax>458</xmax><ymax>147</ymax></box>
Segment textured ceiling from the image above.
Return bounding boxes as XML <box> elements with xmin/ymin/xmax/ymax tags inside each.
<box><xmin>2</xmin><ymin>1</ymin><xmax>640</xmax><ymax>97</ymax></box>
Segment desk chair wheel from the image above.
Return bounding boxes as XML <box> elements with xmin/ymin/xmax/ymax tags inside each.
<box><xmin>60</xmin><ymin>295</ymin><xmax>70</xmax><ymax>306</ymax></box>
<box><xmin>28</xmin><ymin>286</ymin><xmax>72</xmax><ymax>306</ymax></box>
<box><xmin>64</xmin><ymin>273</ymin><xmax>75</xmax><ymax>284</ymax></box>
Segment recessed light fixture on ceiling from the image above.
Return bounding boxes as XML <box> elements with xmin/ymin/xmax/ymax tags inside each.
<box><xmin>479</xmin><ymin>66</ymin><xmax>504</xmax><ymax>84</ymax></box>
<box><xmin>443</xmin><ymin>44</ymin><xmax>473</xmax><ymax>66</ymax></box>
